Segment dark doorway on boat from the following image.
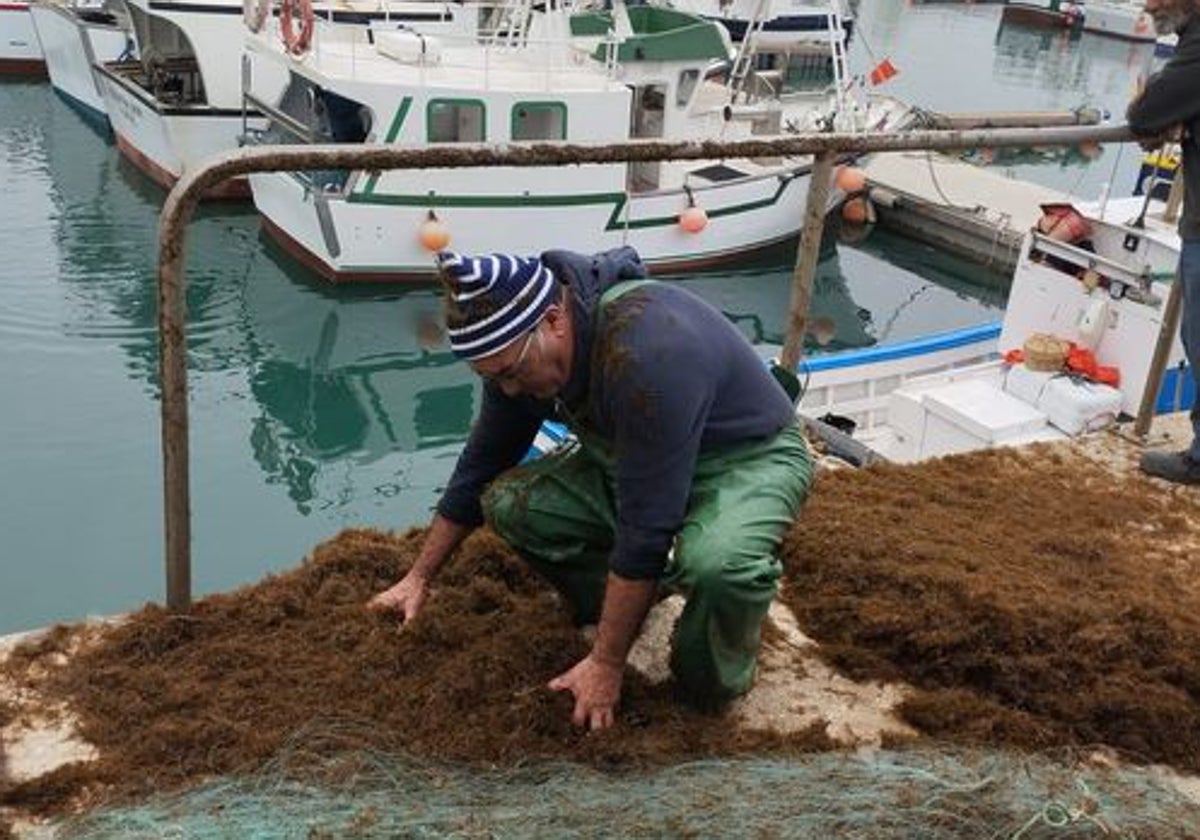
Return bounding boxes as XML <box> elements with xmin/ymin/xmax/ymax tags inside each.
<box><xmin>627</xmin><ymin>83</ymin><xmax>666</xmax><ymax>192</ymax></box>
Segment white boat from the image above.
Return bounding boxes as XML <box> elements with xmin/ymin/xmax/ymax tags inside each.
<box><xmin>671</xmin><ymin>0</ymin><xmax>853</xmax><ymax>49</ymax></box>
<box><xmin>242</xmin><ymin>0</ymin><xmax>910</xmax><ymax>282</ymax></box>
<box><xmin>1000</xmin><ymin>0</ymin><xmax>1158</xmax><ymax>42</ymax></box>
<box><xmin>93</xmin><ymin>0</ymin><xmax>470</xmax><ymax>199</ymax></box>
<box><xmin>796</xmin><ymin>195</ymin><xmax>1191</xmax><ymax>464</ymax></box>
<box><xmin>0</xmin><ymin>0</ymin><xmax>45</xmax><ymax>74</ymax></box>
<box><xmin>29</xmin><ymin>0</ymin><xmax>134</xmax><ymax>126</ymax></box>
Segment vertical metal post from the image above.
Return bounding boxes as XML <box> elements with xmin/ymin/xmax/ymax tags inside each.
<box><xmin>780</xmin><ymin>151</ymin><xmax>836</xmax><ymax>373</ymax></box>
<box><xmin>159</xmin><ymin>190</ymin><xmax>198</xmax><ymax>611</ymax></box>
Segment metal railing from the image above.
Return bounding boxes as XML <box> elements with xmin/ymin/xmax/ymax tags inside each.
<box><xmin>158</xmin><ymin>122</ymin><xmax>1136</xmax><ymax>609</ymax></box>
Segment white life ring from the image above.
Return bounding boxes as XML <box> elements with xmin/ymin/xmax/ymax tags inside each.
<box><xmin>243</xmin><ymin>0</ymin><xmax>271</xmax><ymax>34</ymax></box>
<box><xmin>280</xmin><ymin>0</ymin><xmax>314</xmax><ymax>56</ymax></box>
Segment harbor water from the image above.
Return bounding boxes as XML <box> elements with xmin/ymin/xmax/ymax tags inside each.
<box><xmin>0</xmin><ymin>0</ymin><xmax>1161</xmax><ymax>633</ymax></box>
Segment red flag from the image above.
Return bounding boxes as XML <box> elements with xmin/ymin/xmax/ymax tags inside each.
<box><xmin>869</xmin><ymin>58</ymin><xmax>898</xmax><ymax>86</ymax></box>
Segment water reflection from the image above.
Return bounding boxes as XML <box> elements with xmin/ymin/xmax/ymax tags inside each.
<box><xmin>241</xmin><ymin>242</ymin><xmax>898</xmax><ymax>511</ymax></box>
<box><xmin>993</xmin><ymin>19</ymin><xmax>1155</xmax><ymax>97</ymax></box>
<box><xmin>674</xmin><ymin>254</ymin><xmax>876</xmax><ymax>353</ymax></box>
<box><xmin>243</xmin><ymin>250</ymin><xmax>475</xmax><ymax>511</ymax></box>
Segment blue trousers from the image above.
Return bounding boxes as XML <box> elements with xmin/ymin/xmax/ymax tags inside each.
<box><xmin>1182</xmin><ymin>240</ymin><xmax>1200</xmax><ymax>460</ymax></box>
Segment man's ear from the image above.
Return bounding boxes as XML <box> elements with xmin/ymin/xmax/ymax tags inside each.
<box><xmin>544</xmin><ymin>304</ymin><xmax>569</xmax><ymax>338</ymax></box>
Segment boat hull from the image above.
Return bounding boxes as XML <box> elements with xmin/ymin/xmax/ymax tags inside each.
<box><xmin>96</xmin><ymin>62</ymin><xmax>261</xmax><ymax>199</ymax></box>
<box><xmin>1001</xmin><ymin>2</ymin><xmax>1156</xmax><ymax>42</ymax></box>
<box><xmin>250</xmin><ymin>163</ymin><xmax>817</xmax><ymax>284</ymax></box>
<box><xmin>29</xmin><ymin>2</ymin><xmax>131</xmax><ymax>125</ymax></box>
<box><xmin>0</xmin><ymin>2</ymin><xmax>45</xmax><ymax>75</ymax></box>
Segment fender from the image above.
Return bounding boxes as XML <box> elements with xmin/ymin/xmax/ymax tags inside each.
<box><xmin>280</xmin><ymin>0</ymin><xmax>314</xmax><ymax>56</ymax></box>
<box><xmin>243</xmin><ymin>0</ymin><xmax>270</xmax><ymax>34</ymax></box>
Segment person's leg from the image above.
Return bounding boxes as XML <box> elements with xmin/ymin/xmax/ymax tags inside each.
<box><xmin>482</xmin><ymin>443</ymin><xmax>616</xmax><ymax>623</ymax></box>
<box><xmin>1142</xmin><ymin>241</ymin><xmax>1200</xmax><ymax>483</ymax></box>
<box><xmin>665</xmin><ymin>424</ymin><xmax>814</xmax><ymax>702</ymax></box>
<box><xmin>1180</xmin><ymin>240</ymin><xmax>1200</xmax><ymax>460</ymax></box>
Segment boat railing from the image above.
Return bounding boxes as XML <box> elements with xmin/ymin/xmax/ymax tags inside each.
<box><xmin>306</xmin><ymin>17</ymin><xmax>624</xmax><ymax>89</ymax></box>
<box><xmin>155</xmin><ymin>122</ymin><xmax>1135</xmax><ymax>610</ymax></box>
<box><xmin>1027</xmin><ymin>227</ymin><xmax>1174</xmax><ymax>298</ymax></box>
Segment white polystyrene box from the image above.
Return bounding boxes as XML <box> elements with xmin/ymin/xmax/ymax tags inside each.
<box><xmin>920</xmin><ymin>411</ymin><xmax>994</xmax><ymax>459</ymax></box>
<box><xmin>885</xmin><ymin>388</ymin><xmax>927</xmax><ymax>463</ymax></box>
<box><xmin>921</xmin><ymin>379</ymin><xmax>1048</xmax><ymax>444</ymax></box>
<box><xmin>1038</xmin><ymin>377</ymin><xmax>1123</xmax><ymax>436</ymax></box>
<box><xmin>1003</xmin><ymin>364</ymin><xmax>1057</xmax><ymax>407</ymax></box>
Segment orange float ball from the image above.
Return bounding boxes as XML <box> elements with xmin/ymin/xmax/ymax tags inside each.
<box><xmin>835</xmin><ymin>166</ymin><xmax>867</xmax><ymax>193</ymax></box>
<box><xmin>679</xmin><ymin>204</ymin><xmax>709</xmax><ymax>234</ymax></box>
<box><xmin>418</xmin><ymin>214</ymin><xmax>451</xmax><ymax>252</ymax></box>
<box><xmin>841</xmin><ymin>197</ymin><xmax>872</xmax><ymax>224</ymax></box>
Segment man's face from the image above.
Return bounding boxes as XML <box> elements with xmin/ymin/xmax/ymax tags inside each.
<box><xmin>470</xmin><ymin>308</ymin><xmax>570</xmax><ymax>400</ymax></box>
<box><xmin>1145</xmin><ymin>0</ymin><xmax>1195</xmax><ymax>34</ymax></box>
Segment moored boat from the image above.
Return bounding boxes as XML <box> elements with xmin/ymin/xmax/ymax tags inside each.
<box><xmin>29</xmin><ymin>0</ymin><xmax>134</xmax><ymax>127</ymax></box>
<box><xmin>797</xmin><ymin>194</ymin><xmax>1191</xmax><ymax>464</ymax></box>
<box><xmin>0</xmin><ymin>0</ymin><xmax>46</xmax><ymax>74</ymax></box>
<box><xmin>672</xmin><ymin>0</ymin><xmax>853</xmax><ymax>48</ymax></box>
<box><xmin>93</xmin><ymin>0</ymin><xmax>469</xmax><ymax>199</ymax></box>
<box><xmin>242</xmin><ymin>0</ymin><xmax>911</xmax><ymax>282</ymax></box>
<box><xmin>1000</xmin><ymin>0</ymin><xmax>1158</xmax><ymax>42</ymax></box>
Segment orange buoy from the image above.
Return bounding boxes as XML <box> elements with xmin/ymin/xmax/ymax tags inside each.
<box><xmin>841</xmin><ymin>197</ymin><xmax>874</xmax><ymax>225</ymax></box>
<box><xmin>679</xmin><ymin>204</ymin><xmax>708</xmax><ymax>234</ymax></box>
<box><xmin>418</xmin><ymin>211</ymin><xmax>450</xmax><ymax>252</ymax></box>
<box><xmin>835</xmin><ymin>166</ymin><xmax>867</xmax><ymax>194</ymax></box>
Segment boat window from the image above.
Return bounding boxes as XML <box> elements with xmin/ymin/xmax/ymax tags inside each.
<box><xmin>511</xmin><ymin>102</ymin><xmax>567</xmax><ymax>141</ymax></box>
<box><xmin>676</xmin><ymin>69</ymin><xmax>699</xmax><ymax>107</ymax></box>
<box><xmin>427</xmin><ymin>99</ymin><xmax>486</xmax><ymax>143</ymax></box>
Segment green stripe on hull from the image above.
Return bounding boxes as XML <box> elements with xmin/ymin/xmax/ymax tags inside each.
<box><xmin>345</xmin><ymin>172</ymin><xmax>804</xmax><ymax>232</ymax></box>
<box><xmin>361</xmin><ymin>97</ymin><xmax>414</xmax><ymax>196</ymax></box>
<box><xmin>334</xmin><ymin>233</ymin><xmax>797</xmax><ymax>277</ymax></box>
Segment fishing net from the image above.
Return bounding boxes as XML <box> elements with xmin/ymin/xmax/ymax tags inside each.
<box><xmin>54</xmin><ymin>730</ymin><xmax>1200</xmax><ymax>839</ymax></box>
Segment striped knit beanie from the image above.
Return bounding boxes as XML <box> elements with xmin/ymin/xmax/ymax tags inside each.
<box><xmin>438</xmin><ymin>251</ymin><xmax>557</xmax><ymax>361</ymax></box>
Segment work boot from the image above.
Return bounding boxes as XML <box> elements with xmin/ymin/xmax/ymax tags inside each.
<box><xmin>1139</xmin><ymin>450</ymin><xmax>1200</xmax><ymax>486</ymax></box>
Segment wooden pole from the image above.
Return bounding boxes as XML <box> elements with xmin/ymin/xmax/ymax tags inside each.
<box><xmin>1136</xmin><ymin>160</ymin><xmax>1187</xmax><ymax>438</ymax></box>
<box><xmin>780</xmin><ymin>151</ymin><xmax>836</xmax><ymax>373</ymax></box>
<box><xmin>1134</xmin><ymin>273</ymin><xmax>1185</xmax><ymax>439</ymax></box>
<box><xmin>1165</xmin><ymin>165</ymin><xmax>1185</xmax><ymax>224</ymax></box>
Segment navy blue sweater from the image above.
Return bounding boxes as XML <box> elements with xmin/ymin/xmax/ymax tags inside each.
<box><xmin>437</xmin><ymin>247</ymin><xmax>796</xmax><ymax>579</ymax></box>
<box><xmin>1127</xmin><ymin>15</ymin><xmax>1200</xmax><ymax>240</ymax></box>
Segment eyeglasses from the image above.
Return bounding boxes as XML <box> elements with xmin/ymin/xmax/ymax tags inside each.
<box><xmin>481</xmin><ymin>325</ymin><xmax>539</xmax><ymax>386</ymax></box>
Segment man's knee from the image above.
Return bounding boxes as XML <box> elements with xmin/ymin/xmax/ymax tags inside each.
<box><xmin>481</xmin><ymin>469</ymin><xmax>529</xmax><ymax>544</ymax></box>
<box><xmin>674</xmin><ymin>540</ymin><xmax>782</xmax><ymax>603</ymax></box>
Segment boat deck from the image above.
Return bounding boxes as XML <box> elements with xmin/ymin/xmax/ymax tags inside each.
<box><xmin>862</xmin><ymin>150</ymin><xmax>1076</xmax><ymax>274</ymax></box>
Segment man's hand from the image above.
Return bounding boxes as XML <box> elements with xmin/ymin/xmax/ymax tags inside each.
<box><xmin>367</xmin><ymin>572</ymin><xmax>429</xmax><ymax>624</ymax></box>
<box><xmin>548</xmin><ymin>653</ymin><xmax>624</xmax><ymax>730</ymax></box>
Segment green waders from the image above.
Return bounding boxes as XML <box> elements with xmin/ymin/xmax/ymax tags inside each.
<box><xmin>481</xmin><ymin>282</ymin><xmax>815</xmax><ymax>703</ymax></box>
